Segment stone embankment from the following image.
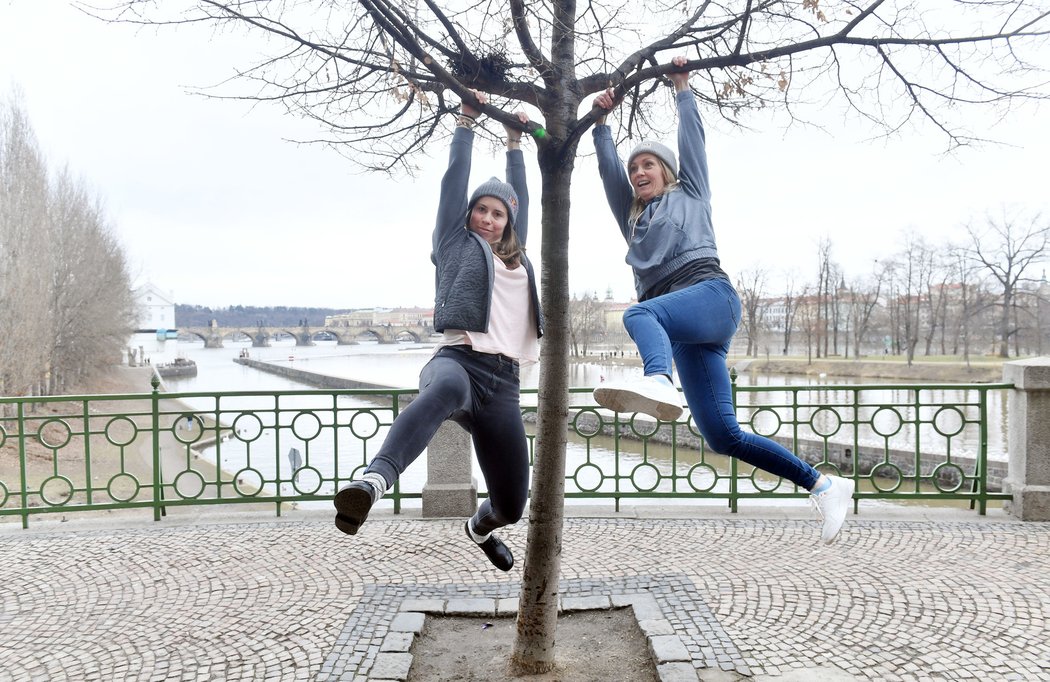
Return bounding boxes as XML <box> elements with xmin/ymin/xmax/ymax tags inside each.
<box><xmin>735</xmin><ymin>357</ymin><xmax>1004</xmax><ymax>382</ymax></box>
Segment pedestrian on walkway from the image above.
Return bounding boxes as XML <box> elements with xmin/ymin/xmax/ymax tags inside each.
<box><xmin>589</xmin><ymin>56</ymin><xmax>853</xmax><ymax>544</ymax></box>
<box><xmin>334</xmin><ymin>91</ymin><xmax>542</xmax><ymax>570</ymax></box>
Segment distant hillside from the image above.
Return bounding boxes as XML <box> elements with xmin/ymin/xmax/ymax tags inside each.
<box><xmin>175</xmin><ymin>304</ymin><xmax>351</xmax><ymax>328</ymax></box>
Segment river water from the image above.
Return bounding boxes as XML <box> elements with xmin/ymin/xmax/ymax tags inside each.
<box><xmin>153</xmin><ymin>338</ymin><xmax>1008</xmax><ymax>509</ymax></box>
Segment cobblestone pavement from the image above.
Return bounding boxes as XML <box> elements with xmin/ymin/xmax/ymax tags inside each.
<box><xmin>1</xmin><ymin>506</ymin><xmax>1048</xmax><ymax>681</ymax></box>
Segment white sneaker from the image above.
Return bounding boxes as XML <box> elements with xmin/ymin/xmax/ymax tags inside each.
<box><xmin>810</xmin><ymin>475</ymin><xmax>855</xmax><ymax>544</ymax></box>
<box><xmin>593</xmin><ymin>376</ymin><xmax>684</xmax><ymax>422</ymax></box>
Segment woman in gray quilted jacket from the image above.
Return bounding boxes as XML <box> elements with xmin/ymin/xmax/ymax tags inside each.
<box><xmin>334</xmin><ymin>91</ymin><xmax>542</xmax><ymax>572</ymax></box>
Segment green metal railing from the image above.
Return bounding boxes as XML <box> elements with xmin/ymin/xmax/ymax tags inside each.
<box><xmin>0</xmin><ymin>377</ymin><xmax>1013</xmax><ymax>528</ymax></box>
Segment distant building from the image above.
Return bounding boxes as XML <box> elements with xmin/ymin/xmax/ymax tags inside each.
<box><xmin>126</xmin><ymin>282</ymin><xmax>177</xmax><ymax>365</ymax></box>
<box><xmin>325</xmin><ymin>307</ymin><xmax>434</xmax><ymax>328</ymax></box>
<box><xmin>134</xmin><ymin>282</ymin><xmax>176</xmax><ymax>332</ymax></box>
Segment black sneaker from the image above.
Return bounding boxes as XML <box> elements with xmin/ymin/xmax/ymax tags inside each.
<box><xmin>465</xmin><ymin>521</ymin><xmax>514</xmax><ymax>572</ymax></box>
<box><xmin>334</xmin><ymin>481</ymin><xmax>377</xmax><ymax>535</ymax></box>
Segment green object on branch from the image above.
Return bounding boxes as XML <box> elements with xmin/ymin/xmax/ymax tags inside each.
<box><xmin>531</xmin><ymin>127</ymin><xmax>547</xmax><ymax>139</ymax></box>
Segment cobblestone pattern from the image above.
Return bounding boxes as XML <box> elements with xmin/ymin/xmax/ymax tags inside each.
<box><xmin>1</xmin><ymin>515</ymin><xmax>1049</xmax><ymax>681</ymax></box>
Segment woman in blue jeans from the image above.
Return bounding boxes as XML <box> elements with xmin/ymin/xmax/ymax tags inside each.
<box><xmin>591</xmin><ymin>57</ymin><xmax>854</xmax><ymax>544</ymax></box>
<box><xmin>333</xmin><ymin>92</ymin><xmax>542</xmax><ymax>571</ymax></box>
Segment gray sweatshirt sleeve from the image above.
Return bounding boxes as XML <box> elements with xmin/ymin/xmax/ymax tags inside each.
<box><xmin>505</xmin><ymin>148</ymin><xmax>529</xmax><ymax>244</ymax></box>
<box><xmin>675</xmin><ymin>90</ymin><xmax>710</xmax><ymax>201</ymax></box>
<box><xmin>433</xmin><ymin>126</ymin><xmax>474</xmax><ymax>256</ymax></box>
<box><xmin>592</xmin><ymin>124</ymin><xmax>635</xmax><ymax>243</ymax></box>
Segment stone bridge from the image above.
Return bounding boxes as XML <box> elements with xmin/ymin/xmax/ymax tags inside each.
<box><xmin>179</xmin><ymin>323</ymin><xmax>435</xmax><ymax>348</ymax></box>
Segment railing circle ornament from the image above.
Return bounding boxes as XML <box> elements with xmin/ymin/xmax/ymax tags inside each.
<box><xmin>810</xmin><ymin>407</ymin><xmax>842</xmax><ymax>437</ymax></box>
<box><xmin>750</xmin><ymin>407</ymin><xmax>782</xmax><ymax>437</ymax></box>
<box><xmin>233</xmin><ymin>468</ymin><xmax>264</xmax><ymax>497</ymax></box>
<box><xmin>0</xmin><ymin>481</ymin><xmax>7</xmax><ymax>506</ymax></box>
<box><xmin>292</xmin><ymin>466</ymin><xmax>323</xmax><ymax>495</ymax></box>
<box><xmin>350</xmin><ymin>411</ymin><xmax>381</xmax><ymax>439</ymax></box>
<box><xmin>0</xmin><ymin>425</ymin><xmax>6</xmax><ymax>448</ymax></box>
<box><xmin>172</xmin><ymin>414</ymin><xmax>204</xmax><ymax>444</ymax></box>
<box><xmin>104</xmin><ymin>416</ymin><xmax>138</xmax><ymax>447</ymax></box>
<box><xmin>571</xmin><ymin>462</ymin><xmax>605</xmax><ymax>492</ymax></box>
<box><xmin>932</xmin><ymin>462</ymin><xmax>966</xmax><ymax>493</ymax></box>
<box><xmin>291</xmin><ymin>412</ymin><xmax>322</xmax><ymax>441</ymax></box>
<box><xmin>571</xmin><ymin>409</ymin><xmax>603</xmax><ymax>438</ymax></box>
<box><xmin>870</xmin><ymin>463</ymin><xmax>903</xmax><ymax>492</ymax></box>
<box><xmin>232</xmin><ymin>413</ymin><xmax>264</xmax><ymax>442</ymax></box>
<box><xmin>107</xmin><ymin>473</ymin><xmax>141</xmax><ymax>502</ymax></box>
<box><xmin>628</xmin><ymin>416</ymin><xmax>659</xmax><ymax>438</ymax></box>
<box><xmin>932</xmin><ymin>406</ymin><xmax>966</xmax><ymax>437</ymax></box>
<box><xmin>686</xmin><ymin>463</ymin><xmax>718</xmax><ymax>493</ymax></box>
<box><xmin>37</xmin><ymin>419</ymin><xmax>72</xmax><ymax>449</ymax></box>
<box><xmin>871</xmin><ymin>407</ymin><xmax>904</xmax><ymax>437</ymax></box>
<box><xmin>749</xmin><ymin>470</ymin><xmax>785</xmax><ymax>493</ymax></box>
<box><xmin>815</xmin><ymin>464</ymin><xmax>844</xmax><ymax>478</ymax></box>
<box><xmin>173</xmin><ymin>470</ymin><xmax>206</xmax><ymax>499</ymax></box>
<box><xmin>630</xmin><ymin>462</ymin><xmax>661</xmax><ymax>492</ymax></box>
<box><xmin>40</xmin><ymin>475</ymin><xmax>74</xmax><ymax>506</ymax></box>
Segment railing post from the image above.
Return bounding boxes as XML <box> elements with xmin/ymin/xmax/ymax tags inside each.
<box><xmin>1002</xmin><ymin>357</ymin><xmax>1050</xmax><ymax>521</ymax></box>
<box><xmin>151</xmin><ymin>374</ymin><xmax>165</xmax><ymax>521</ymax></box>
<box><xmin>421</xmin><ymin>422</ymin><xmax>477</xmax><ymax>518</ymax></box>
<box><xmin>17</xmin><ymin>400</ymin><xmax>29</xmax><ymax>529</ymax></box>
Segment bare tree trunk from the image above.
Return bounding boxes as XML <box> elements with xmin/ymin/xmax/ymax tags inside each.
<box><xmin>512</xmin><ymin>148</ymin><xmax>574</xmax><ymax>676</ymax></box>
<box><xmin>999</xmin><ymin>290</ymin><xmax>1012</xmax><ymax>358</ymax></box>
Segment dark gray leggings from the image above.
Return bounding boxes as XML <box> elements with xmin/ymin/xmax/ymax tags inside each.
<box><xmin>364</xmin><ymin>345</ymin><xmax>529</xmax><ymax>535</ymax></box>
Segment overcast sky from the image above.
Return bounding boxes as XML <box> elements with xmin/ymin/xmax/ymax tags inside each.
<box><xmin>2</xmin><ymin>1</ymin><xmax>1048</xmax><ymax>310</ymax></box>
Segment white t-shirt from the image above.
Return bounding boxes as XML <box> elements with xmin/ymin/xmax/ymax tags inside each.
<box><xmin>439</xmin><ymin>254</ymin><xmax>539</xmax><ymax>364</ymax></box>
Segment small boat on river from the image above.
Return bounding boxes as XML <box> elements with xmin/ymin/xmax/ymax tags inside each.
<box><xmin>156</xmin><ymin>357</ymin><xmax>198</xmax><ymax>378</ymax></box>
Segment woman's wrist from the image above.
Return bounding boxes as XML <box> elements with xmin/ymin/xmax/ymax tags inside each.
<box><xmin>457</xmin><ymin>113</ymin><xmax>477</xmax><ymax>129</ymax></box>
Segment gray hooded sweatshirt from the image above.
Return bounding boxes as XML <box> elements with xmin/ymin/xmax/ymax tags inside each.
<box><xmin>593</xmin><ymin>89</ymin><xmax>723</xmax><ymax>300</ymax></box>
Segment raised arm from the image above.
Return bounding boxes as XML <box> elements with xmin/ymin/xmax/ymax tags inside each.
<box><xmin>504</xmin><ymin>111</ymin><xmax>530</xmax><ymax>244</ymax></box>
<box><xmin>433</xmin><ymin>93</ymin><xmax>484</xmax><ymax>255</ymax></box>
<box><xmin>669</xmin><ymin>56</ymin><xmax>711</xmax><ymax>201</ymax></box>
<box><xmin>591</xmin><ymin>88</ymin><xmax>634</xmax><ymax>242</ymax></box>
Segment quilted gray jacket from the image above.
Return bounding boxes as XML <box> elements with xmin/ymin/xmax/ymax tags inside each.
<box><xmin>431</xmin><ymin>126</ymin><xmax>543</xmax><ymax>338</ymax></box>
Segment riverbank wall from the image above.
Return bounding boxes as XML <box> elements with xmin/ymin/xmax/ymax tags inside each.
<box><xmin>233</xmin><ymin>358</ymin><xmax>396</xmax><ymax>391</ymax></box>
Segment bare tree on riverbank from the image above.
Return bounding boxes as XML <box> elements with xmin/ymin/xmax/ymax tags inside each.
<box><xmin>91</xmin><ymin>0</ymin><xmax>1050</xmax><ymax>673</ymax></box>
<box><xmin>0</xmin><ymin>94</ymin><xmax>136</xmax><ymax>402</ymax></box>
<box><xmin>845</xmin><ymin>273</ymin><xmax>882</xmax><ymax>359</ymax></box>
<box><xmin>568</xmin><ymin>291</ymin><xmax>604</xmax><ymax>357</ymax></box>
<box><xmin>737</xmin><ymin>266</ymin><xmax>769</xmax><ymax>357</ymax></box>
<box><xmin>965</xmin><ymin>209</ymin><xmax>1050</xmax><ymax>358</ymax></box>
<box><xmin>0</xmin><ymin>96</ymin><xmax>50</xmax><ymax>401</ymax></box>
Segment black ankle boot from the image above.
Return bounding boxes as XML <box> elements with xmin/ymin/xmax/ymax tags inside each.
<box><xmin>465</xmin><ymin>521</ymin><xmax>514</xmax><ymax>571</ymax></box>
<box><xmin>334</xmin><ymin>481</ymin><xmax>376</xmax><ymax>535</ymax></box>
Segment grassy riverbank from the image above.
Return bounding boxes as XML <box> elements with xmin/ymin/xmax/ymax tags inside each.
<box><xmin>736</xmin><ymin>356</ymin><xmax>1007</xmax><ymax>382</ymax></box>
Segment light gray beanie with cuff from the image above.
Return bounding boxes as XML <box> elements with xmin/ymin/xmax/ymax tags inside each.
<box><xmin>628</xmin><ymin>141</ymin><xmax>678</xmax><ymax>179</ymax></box>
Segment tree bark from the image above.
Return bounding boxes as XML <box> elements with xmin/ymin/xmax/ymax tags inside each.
<box><xmin>512</xmin><ymin>147</ymin><xmax>575</xmax><ymax>675</ymax></box>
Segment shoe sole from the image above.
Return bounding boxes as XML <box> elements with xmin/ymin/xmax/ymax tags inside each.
<box><xmin>593</xmin><ymin>386</ymin><xmax>683</xmax><ymax>422</ymax></box>
<box><xmin>334</xmin><ymin>486</ymin><xmax>373</xmax><ymax>535</ymax></box>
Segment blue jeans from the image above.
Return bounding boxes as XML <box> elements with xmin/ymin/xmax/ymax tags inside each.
<box><xmin>365</xmin><ymin>345</ymin><xmax>529</xmax><ymax>535</ymax></box>
<box><xmin>623</xmin><ymin>278</ymin><xmax>820</xmax><ymax>489</ymax></box>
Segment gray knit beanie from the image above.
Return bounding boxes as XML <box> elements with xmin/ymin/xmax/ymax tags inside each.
<box><xmin>628</xmin><ymin>140</ymin><xmax>678</xmax><ymax>179</ymax></box>
<box><xmin>468</xmin><ymin>177</ymin><xmax>519</xmax><ymax>228</ymax></box>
